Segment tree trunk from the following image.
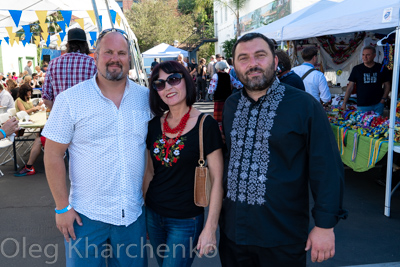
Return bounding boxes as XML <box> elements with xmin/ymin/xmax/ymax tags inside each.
<box><xmin>236</xmin><ymin>12</ymin><xmax>240</xmax><ymax>38</ymax></box>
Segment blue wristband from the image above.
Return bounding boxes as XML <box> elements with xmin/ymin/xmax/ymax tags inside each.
<box><xmin>55</xmin><ymin>204</ymin><xmax>72</xmax><ymax>214</ymax></box>
<box><xmin>0</xmin><ymin>129</ymin><xmax>6</xmax><ymax>138</ymax></box>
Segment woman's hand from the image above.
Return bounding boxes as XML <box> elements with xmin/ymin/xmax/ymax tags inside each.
<box><xmin>197</xmin><ymin>226</ymin><xmax>217</xmax><ymax>257</ymax></box>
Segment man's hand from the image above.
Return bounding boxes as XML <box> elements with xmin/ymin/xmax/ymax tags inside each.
<box><xmin>2</xmin><ymin>117</ymin><xmax>19</xmax><ymax>137</ymax></box>
<box><xmin>56</xmin><ymin>208</ymin><xmax>83</xmax><ymax>242</ymax></box>
<box><xmin>305</xmin><ymin>226</ymin><xmax>335</xmax><ymax>263</ymax></box>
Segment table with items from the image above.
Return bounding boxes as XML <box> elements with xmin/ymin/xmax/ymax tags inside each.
<box><xmin>327</xmin><ymin>105</ymin><xmax>400</xmax><ymax>172</ymax></box>
<box><xmin>13</xmin><ymin>111</ymin><xmax>46</xmax><ymax>171</ymax></box>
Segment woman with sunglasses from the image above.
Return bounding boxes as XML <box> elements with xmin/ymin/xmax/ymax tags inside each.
<box><xmin>144</xmin><ymin>60</ymin><xmax>223</xmax><ymax>266</ymax></box>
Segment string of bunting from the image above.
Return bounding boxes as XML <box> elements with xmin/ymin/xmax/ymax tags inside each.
<box><xmin>0</xmin><ymin>8</ymin><xmax>122</xmax><ymax>48</ymax></box>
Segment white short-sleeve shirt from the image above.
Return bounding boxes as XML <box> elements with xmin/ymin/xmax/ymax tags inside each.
<box><xmin>292</xmin><ymin>63</ymin><xmax>331</xmax><ymax>103</ymax></box>
<box><xmin>42</xmin><ymin>74</ymin><xmax>151</xmax><ymax>226</ymax></box>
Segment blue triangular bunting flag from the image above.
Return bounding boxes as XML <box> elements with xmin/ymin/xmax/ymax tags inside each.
<box><xmin>22</xmin><ymin>39</ymin><xmax>27</xmax><ymax>46</ymax></box>
<box><xmin>56</xmin><ymin>21</ymin><xmax>66</xmax><ymax>33</ymax></box>
<box><xmin>0</xmin><ymin>40</ymin><xmax>2</xmax><ymax>46</ymax></box>
<box><xmin>60</xmin><ymin>11</ymin><xmax>72</xmax><ymax>27</ymax></box>
<box><xmin>89</xmin><ymin>32</ymin><xmax>97</xmax><ymax>47</ymax></box>
<box><xmin>59</xmin><ymin>32</ymin><xmax>66</xmax><ymax>41</ymax></box>
<box><xmin>22</xmin><ymin>25</ymin><xmax>32</xmax><ymax>43</ymax></box>
<box><xmin>4</xmin><ymin>37</ymin><xmax>9</xmax><ymax>45</ymax></box>
<box><xmin>110</xmin><ymin>10</ymin><xmax>117</xmax><ymax>25</ymax></box>
<box><xmin>9</xmin><ymin>10</ymin><xmax>22</xmax><ymax>27</ymax></box>
<box><xmin>46</xmin><ymin>35</ymin><xmax>51</xmax><ymax>47</ymax></box>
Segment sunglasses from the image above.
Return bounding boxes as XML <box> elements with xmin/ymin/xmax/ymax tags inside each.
<box><xmin>97</xmin><ymin>28</ymin><xmax>129</xmax><ymax>44</ymax></box>
<box><xmin>152</xmin><ymin>73</ymin><xmax>183</xmax><ymax>91</ymax></box>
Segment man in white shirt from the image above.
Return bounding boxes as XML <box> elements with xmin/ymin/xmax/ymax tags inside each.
<box><xmin>292</xmin><ymin>47</ymin><xmax>331</xmax><ymax>103</ymax></box>
<box><xmin>43</xmin><ymin>29</ymin><xmax>151</xmax><ymax>266</ymax></box>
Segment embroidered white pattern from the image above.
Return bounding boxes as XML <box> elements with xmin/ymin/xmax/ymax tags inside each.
<box><xmin>227</xmin><ymin>79</ymin><xmax>285</xmax><ymax>205</ymax></box>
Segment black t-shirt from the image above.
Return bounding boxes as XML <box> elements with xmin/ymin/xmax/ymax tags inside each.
<box><xmin>280</xmin><ymin>71</ymin><xmax>305</xmax><ymax>91</ymax></box>
<box><xmin>146</xmin><ymin>114</ymin><xmax>223</xmax><ymax>219</ymax></box>
<box><xmin>348</xmin><ymin>63</ymin><xmax>390</xmax><ymax>106</ymax></box>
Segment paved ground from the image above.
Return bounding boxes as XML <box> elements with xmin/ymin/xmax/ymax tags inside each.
<box><xmin>0</xmin><ymin>102</ymin><xmax>400</xmax><ymax>266</ymax></box>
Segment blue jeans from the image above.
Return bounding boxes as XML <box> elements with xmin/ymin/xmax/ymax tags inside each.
<box><xmin>65</xmin><ymin>208</ymin><xmax>147</xmax><ymax>267</ymax></box>
<box><xmin>357</xmin><ymin>102</ymin><xmax>384</xmax><ymax>115</ymax></box>
<box><xmin>146</xmin><ymin>206</ymin><xmax>204</xmax><ymax>267</ymax></box>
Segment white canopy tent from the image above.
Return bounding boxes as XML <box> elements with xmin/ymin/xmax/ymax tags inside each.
<box><xmin>249</xmin><ymin>0</ymin><xmax>340</xmax><ymax>41</ymax></box>
<box><xmin>0</xmin><ymin>0</ymin><xmax>147</xmax><ymax>86</ymax></box>
<box><xmin>253</xmin><ymin>0</ymin><xmax>400</xmax><ymax>216</ymax></box>
<box><xmin>142</xmin><ymin>43</ymin><xmax>188</xmax><ymax>59</ymax></box>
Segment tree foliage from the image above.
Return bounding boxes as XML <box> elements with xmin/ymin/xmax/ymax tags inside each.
<box><xmin>222</xmin><ymin>37</ymin><xmax>237</xmax><ymax>58</ymax></box>
<box><xmin>198</xmin><ymin>42</ymin><xmax>215</xmax><ymax>61</ymax></box>
<box><xmin>126</xmin><ymin>0</ymin><xmax>195</xmax><ymax>53</ymax></box>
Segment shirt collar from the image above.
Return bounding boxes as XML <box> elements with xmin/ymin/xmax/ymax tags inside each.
<box><xmin>302</xmin><ymin>62</ymin><xmax>314</xmax><ymax>68</ymax></box>
<box><xmin>242</xmin><ymin>78</ymin><xmax>280</xmax><ymax>104</ymax></box>
<box><xmin>92</xmin><ymin>73</ymin><xmax>131</xmax><ymax>99</ymax></box>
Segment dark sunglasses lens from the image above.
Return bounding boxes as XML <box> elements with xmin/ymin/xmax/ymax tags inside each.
<box><xmin>153</xmin><ymin>80</ymin><xmax>166</xmax><ymax>91</ymax></box>
<box><xmin>168</xmin><ymin>77</ymin><xmax>182</xmax><ymax>86</ymax></box>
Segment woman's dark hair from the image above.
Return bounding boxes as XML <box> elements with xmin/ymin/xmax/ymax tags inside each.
<box><xmin>67</xmin><ymin>40</ymin><xmax>90</xmax><ymax>55</ymax></box>
<box><xmin>227</xmin><ymin>58</ymin><xmax>233</xmax><ymax>66</ymax></box>
<box><xmin>149</xmin><ymin>60</ymin><xmax>196</xmax><ymax>116</ymax></box>
<box><xmin>18</xmin><ymin>83</ymin><xmax>33</xmax><ymax>101</ymax></box>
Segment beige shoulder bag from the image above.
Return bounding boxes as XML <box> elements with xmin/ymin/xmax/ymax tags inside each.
<box><xmin>194</xmin><ymin>114</ymin><xmax>212</xmax><ymax>207</ymax></box>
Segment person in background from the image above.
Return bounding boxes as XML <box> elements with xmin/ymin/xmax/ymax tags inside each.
<box><xmin>144</xmin><ymin>60</ymin><xmax>223</xmax><ymax>266</ymax></box>
<box><xmin>24</xmin><ymin>61</ymin><xmax>33</xmax><ymax>76</ymax></box>
<box><xmin>42</xmin><ymin>28</ymin><xmax>97</xmax><ymax>110</ymax></box>
<box><xmin>22</xmin><ymin>76</ymin><xmax>33</xmax><ymax>89</ymax></box>
<box><xmin>15</xmin><ymin>83</ymin><xmax>41</xmax><ymax>113</ymax></box>
<box><xmin>292</xmin><ymin>46</ymin><xmax>331</xmax><ymax>104</ymax></box>
<box><xmin>177</xmin><ymin>53</ymin><xmax>188</xmax><ymax>69</ymax></box>
<box><xmin>276</xmin><ymin>50</ymin><xmax>305</xmax><ymax>91</ymax></box>
<box><xmin>12</xmin><ymin>72</ymin><xmax>18</xmax><ymax>81</ymax></box>
<box><xmin>151</xmin><ymin>58</ymin><xmax>159</xmax><ymax>72</ymax></box>
<box><xmin>208</xmin><ymin>61</ymin><xmax>232</xmax><ymax>124</ymax></box>
<box><xmin>341</xmin><ymin>45</ymin><xmax>390</xmax><ymax>115</ymax></box>
<box><xmin>226</xmin><ymin>57</ymin><xmax>244</xmax><ymax>94</ymax></box>
<box><xmin>0</xmin><ymin>83</ymin><xmax>14</xmax><ymax>110</ymax></box>
<box><xmin>35</xmin><ymin>66</ymin><xmax>44</xmax><ymax>78</ymax></box>
<box><xmin>0</xmin><ymin>73</ymin><xmax>6</xmax><ymax>88</ymax></box>
<box><xmin>31</xmin><ymin>73</ymin><xmax>41</xmax><ymax>88</ymax></box>
<box><xmin>196</xmin><ymin>58</ymin><xmax>207</xmax><ymax>101</ymax></box>
<box><xmin>207</xmin><ymin>55</ymin><xmax>216</xmax><ymax>78</ymax></box>
<box><xmin>220</xmin><ymin>33</ymin><xmax>347</xmax><ymax>266</ymax></box>
<box><xmin>213</xmin><ymin>54</ymin><xmax>223</xmax><ymax>74</ymax></box>
<box><xmin>17</xmin><ymin>73</ymin><xmax>24</xmax><ymax>84</ymax></box>
<box><xmin>6</xmin><ymin>79</ymin><xmax>19</xmax><ymax>100</ymax></box>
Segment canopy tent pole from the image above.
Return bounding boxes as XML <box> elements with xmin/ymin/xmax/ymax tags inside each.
<box><xmin>91</xmin><ymin>0</ymin><xmax>102</xmax><ymax>32</ymax></box>
<box><xmin>104</xmin><ymin>0</ymin><xmax>114</xmax><ymax>29</ymax></box>
<box><xmin>385</xmin><ymin>26</ymin><xmax>400</xmax><ymax>217</ymax></box>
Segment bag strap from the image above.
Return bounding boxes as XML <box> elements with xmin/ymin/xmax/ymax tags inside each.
<box><xmin>198</xmin><ymin>114</ymin><xmax>209</xmax><ymax>167</ymax></box>
<box><xmin>301</xmin><ymin>68</ymin><xmax>316</xmax><ymax>80</ymax></box>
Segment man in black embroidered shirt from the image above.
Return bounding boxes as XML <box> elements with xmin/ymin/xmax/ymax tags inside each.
<box><xmin>220</xmin><ymin>32</ymin><xmax>347</xmax><ymax>266</ymax></box>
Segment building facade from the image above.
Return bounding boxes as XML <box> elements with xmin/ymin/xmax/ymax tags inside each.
<box><xmin>213</xmin><ymin>0</ymin><xmax>323</xmax><ymax>56</ymax></box>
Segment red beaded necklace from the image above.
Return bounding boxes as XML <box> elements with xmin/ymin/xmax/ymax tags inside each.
<box><xmin>162</xmin><ymin>106</ymin><xmax>192</xmax><ymax>160</ymax></box>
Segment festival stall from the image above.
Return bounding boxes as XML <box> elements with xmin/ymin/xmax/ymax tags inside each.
<box><xmin>252</xmin><ymin>0</ymin><xmax>400</xmax><ymax>216</ymax></box>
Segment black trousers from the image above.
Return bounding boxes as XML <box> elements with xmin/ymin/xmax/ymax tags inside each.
<box><xmin>219</xmin><ymin>231</ymin><xmax>306</xmax><ymax>267</ymax></box>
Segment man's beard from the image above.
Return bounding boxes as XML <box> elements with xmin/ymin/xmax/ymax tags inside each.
<box><xmin>101</xmin><ymin>62</ymin><xmax>124</xmax><ymax>81</ymax></box>
<box><xmin>237</xmin><ymin>63</ymin><xmax>276</xmax><ymax>92</ymax></box>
